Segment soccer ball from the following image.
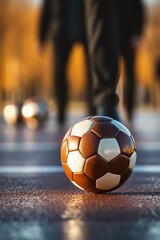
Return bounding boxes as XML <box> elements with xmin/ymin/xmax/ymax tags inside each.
<box><xmin>60</xmin><ymin>116</ymin><xmax>136</xmax><ymax>193</ymax></box>
<box><xmin>22</xmin><ymin>99</ymin><xmax>48</xmax><ymax>129</ymax></box>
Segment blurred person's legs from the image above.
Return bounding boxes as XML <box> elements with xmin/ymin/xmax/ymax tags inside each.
<box><xmin>122</xmin><ymin>46</ymin><xmax>136</xmax><ymax>122</ymax></box>
<box><xmin>53</xmin><ymin>40</ymin><xmax>72</xmax><ymax>124</ymax></box>
<box><xmin>84</xmin><ymin>0</ymin><xmax>120</xmax><ymax>121</ymax></box>
<box><xmin>84</xmin><ymin>43</ymin><xmax>97</xmax><ymax>116</ymax></box>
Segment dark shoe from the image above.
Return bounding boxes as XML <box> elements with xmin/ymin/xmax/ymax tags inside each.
<box><xmin>97</xmin><ymin>93</ymin><xmax>121</xmax><ymax>122</ymax></box>
<box><xmin>88</xmin><ymin>105</ymin><xmax>97</xmax><ymax>116</ymax></box>
<box><xmin>98</xmin><ymin>103</ymin><xmax>121</xmax><ymax>122</ymax></box>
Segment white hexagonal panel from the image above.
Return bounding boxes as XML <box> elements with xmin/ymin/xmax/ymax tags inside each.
<box><xmin>129</xmin><ymin>151</ymin><xmax>137</xmax><ymax>170</ymax></box>
<box><xmin>71</xmin><ymin>119</ymin><xmax>93</xmax><ymax>137</ymax></box>
<box><xmin>111</xmin><ymin>120</ymin><xmax>130</xmax><ymax>136</ymax></box>
<box><xmin>98</xmin><ymin>138</ymin><xmax>120</xmax><ymax>161</ymax></box>
<box><xmin>67</xmin><ymin>151</ymin><xmax>86</xmax><ymax>172</ymax></box>
<box><xmin>96</xmin><ymin>172</ymin><xmax>120</xmax><ymax>191</ymax></box>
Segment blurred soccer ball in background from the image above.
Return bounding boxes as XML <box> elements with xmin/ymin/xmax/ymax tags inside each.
<box><xmin>22</xmin><ymin>99</ymin><xmax>48</xmax><ymax>129</ymax></box>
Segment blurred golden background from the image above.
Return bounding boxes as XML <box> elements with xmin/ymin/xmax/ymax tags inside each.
<box><xmin>0</xmin><ymin>0</ymin><xmax>160</xmax><ymax>110</ymax></box>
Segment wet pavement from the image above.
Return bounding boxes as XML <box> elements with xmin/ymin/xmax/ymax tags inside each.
<box><xmin>0</xmin><ymin>106</ymin><xmax>160</xmax><ymax>240</ymax></box>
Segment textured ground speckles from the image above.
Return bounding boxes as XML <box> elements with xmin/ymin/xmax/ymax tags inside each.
<box><xmin>0</xmin><ymin>110</ymin><xmax>160</xmax><ymax>240</ymax></box>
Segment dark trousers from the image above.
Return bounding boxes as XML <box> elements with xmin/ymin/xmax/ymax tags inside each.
<box><xmin>121</xmin><ymin>44</ymin><xmax>136</xmax><ymax>120</ymax></box>
<box><xmin>84</xmin><ymin>0</ymin><xmax>119</xmax><ymax>107</ymax></box>
<box><xmin>53</xmin><ymin>40</ymin><xmax>70</xmax><ymax>123</ymax></box>
<box><xmin>53</xmin><ymin>39</ymin><xmax>95</xmax><ymax>123</ymax></box>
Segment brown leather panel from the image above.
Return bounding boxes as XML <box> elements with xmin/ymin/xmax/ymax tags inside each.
<box><xmin>91</xmin><ymin>116</ymin><xmax>112</xmax><ymax>123</ymax></box>
<box><xmin>63</xmin><ymin>163</ymin><xmax>73</xmax><ymax>181</ymax></box>
<box><xmin>108</xmin><ymin>155</ymin><xmax>130</xmax><ymax>175</ymax></box>
<box><xmin>73</xmin><ymin>172</ymin><xmax>96</xmax><ymax>191</ymax></box>
<box><xmin>84</xmin><ymin>154</ymin><xmax>109</xmax><ymax>180</ymax></box>
<box><xmin>116</xmin><ymin>131</ymin><xmax>135</xmax><ymax>157</ymax></box>
<box><xmin>79</xmin><ymin>131</ymin><xmax>100</xmax><ymax>158</ymax></box>
<box><xmin>60</xmin><ymin>140</ymin><xmax>68</xmax><ymax>163</ymax></box>
<box><xmin>92</xmin><ymin>122</ymin><xmax>119</xmax><ymax>138</ymax></box>
<box><xmin>120</xmin><ymin>168</ymin><xmax>132</xmax><ymax>184</ymax></box>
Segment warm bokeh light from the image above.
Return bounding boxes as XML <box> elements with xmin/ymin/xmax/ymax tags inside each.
<box><xmin>22</xmin><ymin>103</ymin><xmax>38</xmax><ymax>118</ymax></box>
<box><xmin>3</xmin><ymin>104</ymin><xmax>18</xmax><ymax>124</ymax></box>
<box><xmin>67</xmin><ymin>43</ymin><xmax>86</xmax><ymax>99</ymax></box>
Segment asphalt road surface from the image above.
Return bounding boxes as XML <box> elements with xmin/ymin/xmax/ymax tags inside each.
<box><xmin>0</xmin><ymin>106</ymin><xmax>160</xmax><ymax>240</ymax></box>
